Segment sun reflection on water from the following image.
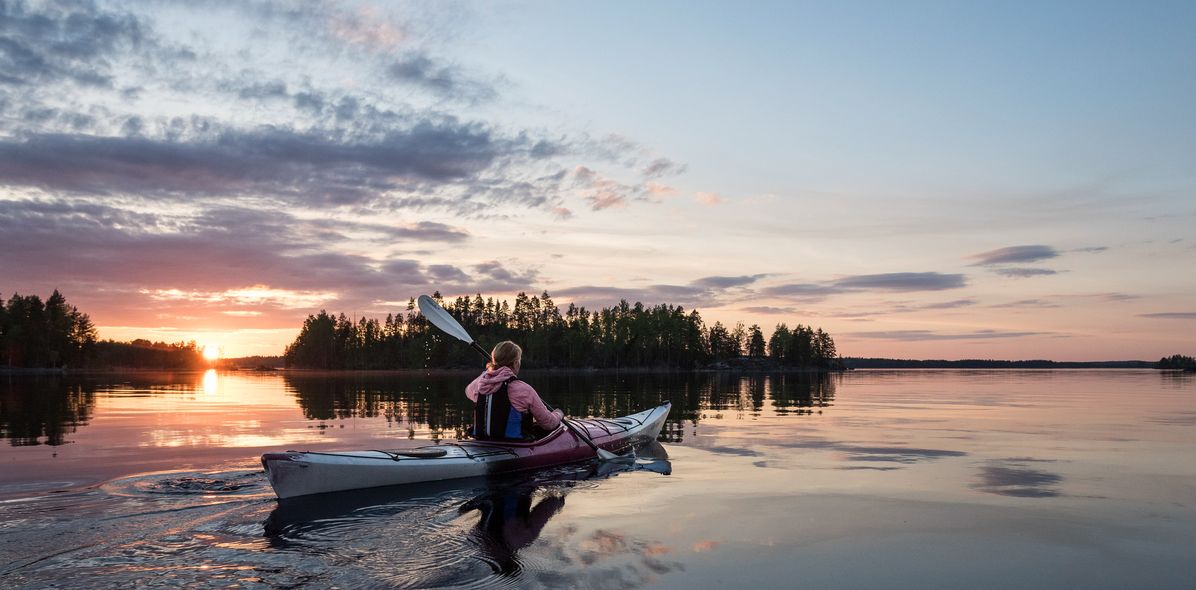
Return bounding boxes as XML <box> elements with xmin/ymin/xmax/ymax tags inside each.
<box><xmin>202</xmin><ymin>370</ymin><xmax>219</xmax><ymax>395</ymax></box>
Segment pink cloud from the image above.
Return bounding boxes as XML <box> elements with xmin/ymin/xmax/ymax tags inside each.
<box><xmin>645</xmin><ymin>181</ymin><xmax>677</xmax><ymax>197</ymax></box>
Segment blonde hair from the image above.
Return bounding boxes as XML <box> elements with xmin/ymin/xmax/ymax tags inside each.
<box><xmin>488</xmin><ymin>341</ymin><xmax>522</xmax><ymax>371</ymax></box>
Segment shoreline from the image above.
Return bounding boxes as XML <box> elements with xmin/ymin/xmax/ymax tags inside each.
<box><xmin>4</xmin><ymin>366</ymin><xmax>1181</xmax><ymax>378</ymax></box>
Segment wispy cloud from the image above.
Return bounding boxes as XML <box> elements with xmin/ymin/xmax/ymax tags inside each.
<box><xmin>992</xmin><ymin>268</ymin><xmax>1059</xmax><ymax>278</ymax></box>
<box><xmin>644</xmin><ymin>181</ymin><xmax>677</xmax><ymax>197</ymax></box>
<box><xmin>875</xmin><ymin>299</ymin><xmax>978</xmax><ymax>314</ymax></box>
<box><xmin>388</xmin><ymin>51</ymin><xmax>498</xmax><ymax>103</ymax></box>
<box><xmin>741</xmin><ymin>306</ymin><xmax>800</xmax><ymax>315</ymax></box>
<box><xmin>573</xmin><ymin>166</ymin><xmax>630</xmax><ymax>211</ymax></box>
<box><xmin>763</xmin><ymin>272</ymin><xmax>967</xmax><ymax>302</ymax></box>
<box><xmin>691</xmin><ymin>275</ymin><xmax>768</xmax><ymax>289</ymax></box>
<box><xmin>833</xmin><ymin>272</ymin><xmax>966</xmax><ymax>291</ymax></box>
<box><xmin>1139</xmin><ymin>312</ymin><xmax>1196</xmax><ymax>320</ymax></box>
<box><xmin>968</xmin><ymin>245</ymin><xmax>1059</xmax><ymax>266</ymax></box>
<box><xmin>641</xmin><ymin>157</ymin><xmax>686</xmax><ymax>179</ymax></box>
<box><xmin>990</xmin><ymin>299</ymin><xmax>1062</xmax><ymax>309</ymax></box>
<box><xmin>847</xmin><ymin>329</ymin><xmax>1046</xmax><ymax>341</ymax></box>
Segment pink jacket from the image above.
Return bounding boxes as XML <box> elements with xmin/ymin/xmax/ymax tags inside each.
<box><xmin>466</xmin><ymin>366</ymin><xmax>563</xmax><ymax>430</ymax></box>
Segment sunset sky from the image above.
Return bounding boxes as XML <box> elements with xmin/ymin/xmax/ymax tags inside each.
<box><xmin>2</xmin><ymin>0</ymin><xmax>1193</xmax><ymax>360</ymax></box>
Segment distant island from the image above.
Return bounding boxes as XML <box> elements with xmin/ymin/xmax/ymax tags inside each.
<box><xmin>841</xmin><ymin>358</ymin><xmax>1156</xmax><ymax>369</ymax></box>
<box><xmin>284</xmin><ymin>291</ymin><xmax>842</xmax><ymax>371</ymax></box>
<box><xmin>1157</xmin><ymin>355</ymin><xmax>1196</xmax><ymax>371</ymax></box>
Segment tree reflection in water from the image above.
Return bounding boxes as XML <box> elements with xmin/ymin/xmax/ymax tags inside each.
<box><xmin>0</xmin><ymin>377</ymin><xmax>96</xmax><ymax>446</ymax></box>
<box><xmin>284</xmin><ymin>371</ymin><xmax>837</xmax><ymax>443</ymax></box>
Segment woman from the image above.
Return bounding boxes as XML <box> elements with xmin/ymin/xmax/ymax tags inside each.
<box><xmin>466</xmin><ymin>341</ymin><xmax>564</xmax><ymax>441</ymax></box>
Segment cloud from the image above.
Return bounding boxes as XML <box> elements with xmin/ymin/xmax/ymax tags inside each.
<box><xmin>388</xmin><ymin>52</ymin><xmax>498</xmax><ymax>103</ymax></box>
<box><xmin>740</xmin><ymin>306</ymin><xmax>799</xmax><ymax>315</ymax></box>
<box><xmin>325</xmin><ymin>4</ymin><xmax>407</xmax><ymax>50</ymax></box>
<box><xmin>847</xmin><ymin>329</ymin><xmax>1046</xmax><ymax>341</ymax></box>
<box><xmin>0</xmin><ymin>198</ymin><xmax>536</xmax><ymax>317</ymax></box>
<box><xmin>0</xmin><ymin>123</ymin><xmax>543</xmax><ymax>207</ymax></box>
<box><xmin>695</xmin><ymin>191</ymin><xmax>723</xmax><ymax>205</ymax></box>
<box><xmin>992</xmin><ymin>268</ymin><xmax>1059</xmax><ymax>278</ymax></box>
<box><xmin>573</xmin><ymin>166</ymin><xmax>631</xmax><ymax>211</ymax></box>
<box><xmin>467</xmin><ymin>261</ymin><xmax>540</xmax><ymax>291</ymax></box>
<box><xmin>968</xmin><ymin>245</ymin><xmax>1059</xmax><ymax>266</ymax></box>
<box><xmin>990</xmin><ymin>299</ymin><xmax>1061</xmax><ymax>309</ymax></box>
<box><xmin>301</xmin><ymin>218</ymin><xmax>469</xmax><ymax>243</ymax></box>
<box><xmin>691</xmin><ymin>275</ymin><xmax>767</xmax><ymax>289</ymax></box>
<box><xmin>761</xmin><ymin>283</ymin><xmax>843</xmax><ymax>300</ymax></box>
<box><xmin>1139</xmin><ymin>312</ymin><xmax>1196</xmax><ymax>320</ymax></box>
<box><xmin>0</xmin><ymin>0</ymin><xmax>690</xmax><ymax>340</ymax></box>
<box><xmin>230</xmin><ymin>79</ymin><xmax>289</xmax><ymax>101</ymax></box>
<box><xmin>143</xmin><ymin>286</ymin><xmax>337</xmax><ymax>309</ymax></box>
<box><xmin>764</xmin><ymin>272</ymin><xmax>967</xmax><ymax>302</ymax></box>
<box><xmin>588</xmin><ymin>191</ymin><xmax>627</xmax><ymax>210</ymax></box>
<box><xmin>0</xmin><ymin>0</ymin><xmax>149</xmax><ymax>89</ymax></box>
<box><xmin>917</xmin><ymin>298</ymin><xmax>978</xmax><ymax>310</ymax></box>
<box><xmin>644</xmin><ymin>181</ymin><xmax>677</xmax><ymax>197</ymax></box>
<box><xmin>641</xmin><ymin>157</ymin><xmax>686</xmax><ymax>179</ymax></box>
<box><xmin>862</xmin><ymin>299</ymin><xmax>979</xmax><ymax>315</ymax></box>
<box><xmin>832</xmin><ymin>272</ymin><xmax>967</xmax><ymax>291</ymax></box>
<box><xmin>0</xmin><ymin>2</ymin><xmax>672</xmax><ymax>224</ymax></box>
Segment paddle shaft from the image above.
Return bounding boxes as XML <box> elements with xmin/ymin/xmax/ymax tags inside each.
<box><xmin>468</xmin><ymin>341</ymin><xmax>490</xmax><ymax>361</ymax></box>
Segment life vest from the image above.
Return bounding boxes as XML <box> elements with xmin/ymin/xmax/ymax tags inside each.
<box><xmin>473</xmin><ymin>377</ymin><xmax>535</xmax><ymax>441</ymax></box>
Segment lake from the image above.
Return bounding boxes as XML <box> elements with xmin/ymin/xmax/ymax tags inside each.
<box><xmin>2</xmin><ymin>369</ymin><xmax>1194</xmax><ymax>589</ymax></box>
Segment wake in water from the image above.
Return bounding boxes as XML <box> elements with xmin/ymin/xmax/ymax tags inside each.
<box><xmin>2</xmin><ymin>444</ymin><xmax>672</xmax><ymax>589</ymax></box>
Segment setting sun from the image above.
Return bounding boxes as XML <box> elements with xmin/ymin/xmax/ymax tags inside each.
<box><xmin>202</xmin><ymin>345</ymin><xmax>221</xmax><ymax>362</ymax></box>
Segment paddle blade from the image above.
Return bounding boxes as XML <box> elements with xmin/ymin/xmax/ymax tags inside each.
<box><xmin>596</xmin><ymin>448</ymin><xmax>622</xmax><ymax>461</ymax></box>
<box><xmin>417</xmin><ymin>294</ymin><xmax>473</xmax><ymax>343</ymax></box>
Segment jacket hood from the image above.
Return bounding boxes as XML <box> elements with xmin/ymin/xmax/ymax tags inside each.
<box><xmin>476</xmin><ymin>366</ymin><xmax>517</xmax><ymax>395</ymax></box>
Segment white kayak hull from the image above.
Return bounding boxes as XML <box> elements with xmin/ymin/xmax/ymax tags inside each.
<box><xmin>263</xmin><ymin>402</ymin><xmax>671</xmax><ymax>499</ymax></box>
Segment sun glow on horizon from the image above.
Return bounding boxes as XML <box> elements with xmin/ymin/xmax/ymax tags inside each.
<box><xmin>202</xmin><ymin>345</ymin><xmax>221</xmax><ymax>362</ymax></box>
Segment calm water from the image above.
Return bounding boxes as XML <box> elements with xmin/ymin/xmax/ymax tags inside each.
<box><xmin>1</xmin><ymin>369</ymin><xmax>1194</xmax><ymax>589</ymax></box>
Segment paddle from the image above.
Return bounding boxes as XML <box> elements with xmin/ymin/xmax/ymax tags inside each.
<box><xmin>416</xmin><ymin>295</ymin><xmax>620</xmax><ymax>461</ymax></box>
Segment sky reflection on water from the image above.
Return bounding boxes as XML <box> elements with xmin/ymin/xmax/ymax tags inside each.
<box><xmin>1</xmin><ymin>369</ymin><xmax>1194</xmax><ymax>588</ymax></box>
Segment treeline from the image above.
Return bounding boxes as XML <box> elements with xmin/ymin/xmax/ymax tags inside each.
<box><xmin>91</xmin><ymin>340</ymin><xmax>206</xmax><ymax>370</ymax></box>
<box><xmin>843</xmin><ymin>358</ymin><xmax>1155</xmax><ymax>369</ymax></box>
<box><xmin>284</xmin><ymin>291</ymin><xmax>839</xmax><ymax>371</ymax></box>
<box><xmin>1158</xmin><ymin>355</ymin><xmax>1196</xmax><ymax>370</ymax></box>
<box><xmin>1</xmin><ymin>291</ymin><xmax>96</xmax><ymax>368</ymax></box>
<box><xmin>1</xmin><ymin>291</ymin><xmax>205</xmax><ymax>370</ymax></box>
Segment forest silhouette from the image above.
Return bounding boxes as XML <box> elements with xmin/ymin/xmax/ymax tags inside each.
<box><xmin>1</xmin><ymin>291</ymin><xmax>204</xmax><ymax>370</ymax></box>
<box><xmin>284</xmin><ymin>291</ymin><xmax>840</xmax><ymax>371</ymax></box>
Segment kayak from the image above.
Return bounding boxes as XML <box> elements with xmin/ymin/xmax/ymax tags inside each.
<box><xmin>262</xmin><ymin>402</ymin><xmax>671</xmax><ymax>499</ymax></box>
